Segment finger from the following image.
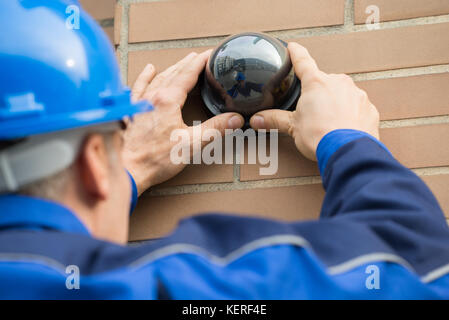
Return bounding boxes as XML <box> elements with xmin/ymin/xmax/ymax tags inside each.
<box><xmin>131</xmin><ymin>64</ymin><xmax>156</xmax><ymax>102</ymax></box>
<box><xmin>287</xmin><ymin>42</ymin><xmax>323</xmax><ymax>84</ymax></box>
<box><xmin>162</xmin><ymin>52</ymin><xmax>199</xmax><ymax>78</ymax></box>
<box><xmin>143</xmin><ymin>50</ymin><xmax>212</xmax><ymax>110</ymax></box>
<box><xmin>189</xmin><ymin>113</ymin><xmax>244</xmax><ymax>148</ymax></box>
<box><xmin>184</xmin><ymin>49</ymin><xmax>212</xmax><ymax>75</ymax></box>
<box><xmin>250</xmin><ymin>109</ymin><xmax>293</xmax><ymax>135</ymax></box>
<box><xmin>146</xmin><ymin>52</ymin><xmax>200</xmax><ymax>92</ymax></box>
<box><xmin>174</xmin><ymin>49</ymin><xmax>213</xmax><ymax>94</ymax></box>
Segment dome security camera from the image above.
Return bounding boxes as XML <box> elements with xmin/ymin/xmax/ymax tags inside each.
<box><xmin>201</xmin><ymin>32</ymin><xmax>302</xmax><ymax>126</ymax></box>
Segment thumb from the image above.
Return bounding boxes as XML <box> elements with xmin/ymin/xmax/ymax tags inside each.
<box><xmin>287</xmin><ymin>42</ymin><xmax>322</xmax><ymax>84</ymax></box>
<box><xmin>250</xmin><ymin>109</ymin><xmax>293</xmax><ymax>135</ymax></box>
<box><xmin>188</xmin><ymin>113</ymin><xmax>244</xmax><ymax>148</ymax></box>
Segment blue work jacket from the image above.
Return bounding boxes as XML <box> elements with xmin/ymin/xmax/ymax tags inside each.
<box><xmin>0</xmin><ymin>129</ymin><xmax>448</xmax><ymax>299</ymax></box>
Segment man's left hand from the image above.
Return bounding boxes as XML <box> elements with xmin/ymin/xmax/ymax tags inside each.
<box><xmin>123</xmin><ymin>50</ymin><xmax>244</xmax><ymax>196</ymax></box>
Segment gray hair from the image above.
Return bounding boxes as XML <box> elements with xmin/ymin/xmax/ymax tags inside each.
<box><xmin>19</xmin><ymin>131</ymin><xmax>118</xmax><ymax>202</ymax></box>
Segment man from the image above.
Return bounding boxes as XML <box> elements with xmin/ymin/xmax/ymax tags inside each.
<box><xmin>227</xmin><ymin>72</ymin><xmax>263</xmax><ymax>98</ymax></box>
<box><xmin>0</xmin><ymin>1</ymin><xmax>448</xmax><ymax>299</ymax></box>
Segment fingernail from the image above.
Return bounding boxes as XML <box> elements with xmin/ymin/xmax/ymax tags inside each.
<box><xmin>145</xmin><ymin>64</ymin><xmax>154</xmax><ymax>71</ymax></box>
<box><xmin>228</xmin><ymin>115</ymin><xmax>243</xmax><ymax>129</ymax></box>
<box><xmin>251</xmin><ymin>115</ymin><xmax>265</xmax><ymax>129</ymax></box>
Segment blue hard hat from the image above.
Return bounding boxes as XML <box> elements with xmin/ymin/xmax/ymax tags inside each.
<box><xmin>0</xmin><ymin>0</ymin><xmax>153</xmax><ymax>140</ymax></box>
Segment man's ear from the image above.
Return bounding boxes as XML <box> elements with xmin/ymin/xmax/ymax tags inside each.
<box><xmin>77</xmin><ymin>134</ymin><xmax>111</xmax><ymax>200</ymax></box>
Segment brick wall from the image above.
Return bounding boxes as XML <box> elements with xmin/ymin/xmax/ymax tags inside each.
<box><xmin>93</xmin><ymin>0</ymin><xmax>449</xmax><ymax>241</ymax></box>
<box><xmin>79</xmin><ymin>0</ymin><xmax>117</xmax><ymax>43</ymax></box>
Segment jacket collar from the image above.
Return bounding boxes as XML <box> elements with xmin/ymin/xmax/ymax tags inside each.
<box><xmin>0</xmin><ymin>194</ymin><xmax>90</xmax><ymax>236</ymax></box>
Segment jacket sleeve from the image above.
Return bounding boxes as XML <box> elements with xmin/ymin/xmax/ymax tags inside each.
<box><xmin>125</xmin><ymin>129</ymin><xmax>449</xmax><ymax>299</ymax></box>
<box><xmin>317</xmin><ymin>129</ymin><xmax>449</xmax><ymax>273</ymax></box>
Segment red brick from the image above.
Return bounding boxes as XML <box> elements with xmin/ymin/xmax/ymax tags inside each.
<box><xmin>128</xmin><ymin>23</ymin><xmax>449</xmax><ymax>86</ymax></box>
<box><xmin>241</xmin><ymin>124</ymin><xmax>449</xmax><ymax>182</ymax></box>
<box><xmin>128</xmin><ymin>0</ymin><xmax>345</xmax><ymax>43</ymax></box>
<box><xmin>157</xmin><ymin>162</ymin><xmax>234</xmax><ymax>188</ymax></box>
<box><xmin>130</xmin><ymin>184</ymin><xmax>324</xmax><ymax>240</ymax></box>
<box><xmin>79</xmin><ymin>0</ymin><xmax>115</xmax><ymax>20</ymax></box>
<box><xmin>128</xmin><ymin>47</ymin><xmax>213</xmax><ymax>86</ymax></box>
<box><xmin>381</xmin><ymin>124</ymin><xmax>449</xmax><ymax>169</ymax></box>
<box><xmin>295</xmin><ymin>22</ymin><xmax>449</xmax><ymax>74</ymax></box>
<box><xmin>355</xmin><ymin>0</ymin><xmax>449</xmax><ymax>24</ymax></box>
<box><xmin>102</xmin><ymin>26</ymin><xmax>114</xmax><ymax>44</ymax></box>
<box><xmin>114</xmin><ymin>4</ymin><xmax>122</xmax><ymax>45</ymax></box>
<box><xmin>240</xmin><ymin>135</ymin><xmax>318</xmax><ymax>182</ymax></box>
<box><xmin>358</xmin><ymin>73</ymin><xmax>449</xmax><ymax>121</ymax></box>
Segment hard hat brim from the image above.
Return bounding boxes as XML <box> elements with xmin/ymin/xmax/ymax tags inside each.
<box><xmin>0</xmin><ymin>99</ymin><xmax>153</xmax><ymax>140</ymax></box>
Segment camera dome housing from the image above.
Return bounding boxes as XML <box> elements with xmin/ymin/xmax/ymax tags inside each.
<box><xmin>201</xmin><ymin>32</ymin><xmax>301</xmax><ymax>124</ymax></box>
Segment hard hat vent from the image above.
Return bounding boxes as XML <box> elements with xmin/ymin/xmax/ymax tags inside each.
<box><xmin>0</xmin><ymin>93</ymin><xmax>44</xmax><ymax>120</ymax></box>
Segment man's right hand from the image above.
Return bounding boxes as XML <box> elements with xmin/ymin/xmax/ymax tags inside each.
<box><xmin>249</xmin><ymin>42</ymin><xmax>380</xmax><ymax>161</ymax></box>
